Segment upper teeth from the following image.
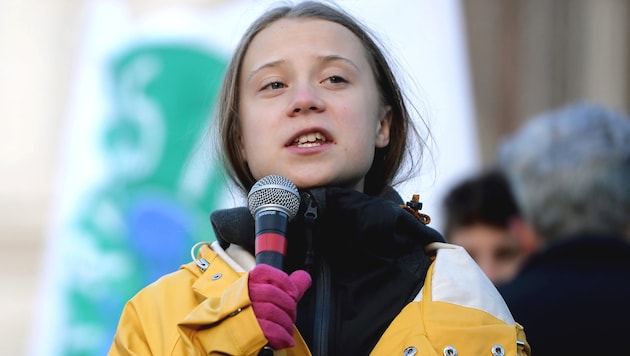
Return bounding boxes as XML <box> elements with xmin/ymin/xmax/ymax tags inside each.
<box><xmin>295</xmin><ymin>132</ymin><xmax>326</xmax><ymax>144</ymax></box>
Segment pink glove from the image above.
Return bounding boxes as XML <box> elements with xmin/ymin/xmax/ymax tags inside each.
<box><xmin>248</xmin><ymin>264</ymin><xmax>312</xmax><ymax>350</ymax></box>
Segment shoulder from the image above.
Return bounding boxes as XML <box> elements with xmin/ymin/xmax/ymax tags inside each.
<box><xmin>374</xmin><ymin>242</ymin><xmax>530</xmax><ymax>355</ymax></box>
<box><xmin>421</xmin><ymin>242</ymin><xmax>516</xmax><ymax>324</ymax></box>
<box><xmin>125</xmin><ymin>260</ymin><xmax>205</xmax><ymax>314</ymax></box>
<box><xmin>128</xmin><ymin>241</ymin><xmax>253</xmax><ymax>304</ymax></box>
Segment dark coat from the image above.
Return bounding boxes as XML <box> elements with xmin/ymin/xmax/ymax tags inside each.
<box><xmin>211</xmin><ymin>186</ymin><xmax>444</xmax><ymax>355</ymax></box>
<box><xmin>498</xmin><ymin>234</ymin><xmax>630</xmax><ymax>356</ymax></box>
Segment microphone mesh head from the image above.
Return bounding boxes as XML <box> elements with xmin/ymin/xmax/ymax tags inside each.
<box><xmin>248</xmin><ymin>175</ymin><xmax>301</xmax><ymax>220</ymax></box>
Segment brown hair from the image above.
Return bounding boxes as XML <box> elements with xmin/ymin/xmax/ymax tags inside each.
<box><xmin>442</xmin><ymin>169</ymin><xmax>521</xmax><ymax>240</ymax></box>
<box><xmin>215</xmin><ymin>1</ymin><xmax>425</xmax><ymax>196</ymax></box>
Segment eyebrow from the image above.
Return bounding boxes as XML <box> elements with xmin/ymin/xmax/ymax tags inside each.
<box><xmin>247</xmin><ymin>59</ymin><xmax>285</xmax><ymax>83</ymax></box>
<box><xmin>246</xmin><ymin>54</ymin><xmax>360</xmax><ymax>83</ymax></box>
<box><xmin>317</xmin><ymin>54</ymin><xmax>360</xmax><ymax>72</ymax></box>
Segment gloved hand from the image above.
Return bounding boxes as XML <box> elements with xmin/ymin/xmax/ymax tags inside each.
<box><xmin>248</xmin><ymin>264</ymin><xmax>312</xmax><ymax>349</ymax></box>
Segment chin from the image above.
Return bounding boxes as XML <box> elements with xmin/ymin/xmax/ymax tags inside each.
<box><xmin>291</xmin><ymin>175</ymin><xmax>362</xmax><ymax>192</ymax></box>
<box><xmin>291</xmin><ymin>179</ymin><xmax>329</xmax><ymax>191</ymax></box>
<box><xmin>281</xmin><ymin>173</ymin><xmax>327</xmax><ymax>190</ymax></box>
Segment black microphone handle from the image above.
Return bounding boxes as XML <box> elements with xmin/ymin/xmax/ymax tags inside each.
<box><xmin>254</xmin><ymin>209</ymin><xmax>290</xmax><ymax>269</ymax></box>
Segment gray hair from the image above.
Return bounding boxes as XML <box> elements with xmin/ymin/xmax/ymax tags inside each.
<box><xmin>498</xmin><ymin>102</ymin><xmax>630</xmax><ymax>242</ymax></box>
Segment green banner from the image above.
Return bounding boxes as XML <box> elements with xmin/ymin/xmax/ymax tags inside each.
<box><xmin>61</xmin><ymin>43</ymin><xmax>227</xmax><ymax>356</ymax></box>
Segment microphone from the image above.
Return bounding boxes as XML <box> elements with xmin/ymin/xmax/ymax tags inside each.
<box><xmin>248</xmin><ymin>175</ymin><xmax>301</xmax><ymax>269</ymax></box>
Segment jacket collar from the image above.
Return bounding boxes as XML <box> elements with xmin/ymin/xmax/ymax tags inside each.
<box><xmin>209</xmin><ymin>186</ymin><xmax>405</xmax><ymax>252</ymax></box>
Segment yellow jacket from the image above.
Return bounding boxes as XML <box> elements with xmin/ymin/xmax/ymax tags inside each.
<box><xmin>109</xmin><ymin>242</ymin><xmax>529</xmax><ymax>355</ymax></box>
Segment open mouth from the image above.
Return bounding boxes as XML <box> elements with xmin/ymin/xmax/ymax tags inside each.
<box><xmin>292</xmin><ymin>131</ymin><xmax>328</xmax><ymax>148</ymax></box>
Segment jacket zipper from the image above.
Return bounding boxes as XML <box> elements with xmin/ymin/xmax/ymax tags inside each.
<box><xmin>313</xmin><ymin>259</ymin><xmax>331</xmax><ymax>355</ymax></box>
<box><xmin>303</xmin><ymin>193</ymin><xmax>331</xmax><ymax>355</ymax></box>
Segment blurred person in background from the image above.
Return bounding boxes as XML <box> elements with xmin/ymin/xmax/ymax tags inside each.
<box><xmin>442</xmin><ymin>169</ymin><xmax>530</xmax><ymax>286</ymax></box>
<box><xmin>497</xmin><ymin>102</ymin><xmax>630</xmax><ymax>355</ymax></box>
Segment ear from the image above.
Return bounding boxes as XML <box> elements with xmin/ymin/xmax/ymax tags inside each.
<box><xmin>375</xmin><ymin>105</ymin><xmax>392</xmax><ymax>148</ymax></box>
<box><xmin>509</xmin><ymin>217</ymin><xmax>540</xmax><ymax>257</ymax></box>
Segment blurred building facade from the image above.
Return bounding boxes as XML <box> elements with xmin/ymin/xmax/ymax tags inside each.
<box><xmin>0</xmin><ymin>0</ymin><xmax>628</xmax><ymax>354</ymax></box>
<box><xmin>464</xmin><ymin>0</ymin><xmax>630</xmax><ymax>163</ymax></box>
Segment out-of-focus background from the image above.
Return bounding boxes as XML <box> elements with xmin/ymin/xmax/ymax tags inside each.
<box><xmin>1</xmin><ymin>0</ymin><xmax>628</xmax><ymax>355</ymax></box>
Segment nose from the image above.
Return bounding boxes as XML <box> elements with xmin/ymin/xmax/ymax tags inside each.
<box><xmin>288</xmin><ymin>84</ymin><xmax>325</xmax><ymax>116</ymax></box>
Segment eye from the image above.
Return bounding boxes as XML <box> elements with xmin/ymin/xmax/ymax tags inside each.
<box><xmin>262</xmin><ymin>81</ymin><xmax>286</xmax><ymax>91</ymax></box>
<box><xmin>323</xmin><ymin>75</ymin><xmax>347</xmax><ymax>84</ymax></box>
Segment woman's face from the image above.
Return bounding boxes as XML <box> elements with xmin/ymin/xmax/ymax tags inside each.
<box><xmin>238</xmin><ymin>18</ymin><xmax>391</xmax><ymax>191</ymax></box>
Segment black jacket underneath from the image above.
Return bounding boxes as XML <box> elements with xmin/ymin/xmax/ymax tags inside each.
<box><xmin>210</xmin><ymin>187</ymin><xmax>444</xmax><ymax>355</ymax></box>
